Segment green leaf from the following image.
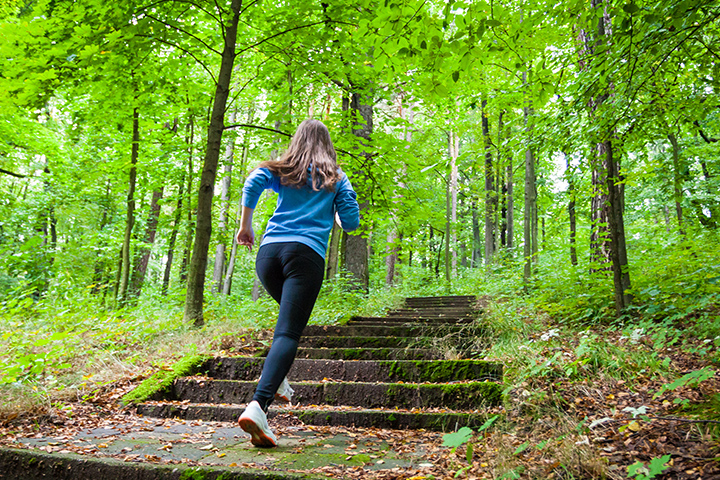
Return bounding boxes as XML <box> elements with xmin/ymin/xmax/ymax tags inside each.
<box><xmin>623</xmin><ymin>3</ymin><xmax>640</xmax><ymax>14</ymax></box>
<box><xmin>477</xmin><ymin>414</ymin><xmax>499</xmax><ymax>432</ymax></box>
<box><xmin>452</xmin><ymin>71</ymin><xmax>460</xmax><ymax>83</ymax></box>
<box><xmin>442</xmin><ymin>426</ymin><xmax>473</xmax><ymax>448</ymax></box>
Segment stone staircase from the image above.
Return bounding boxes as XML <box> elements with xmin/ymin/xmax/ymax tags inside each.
<box><xmin>136</xmin><ymin>295</ymin><xmax>503</xmax><ymax>431</ymax></box>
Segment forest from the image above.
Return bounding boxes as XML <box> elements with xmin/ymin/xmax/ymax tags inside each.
<box><xmin>1</xmin><ymin>0</ymin><xmax>720</xmax><ymax>478</ymax></box>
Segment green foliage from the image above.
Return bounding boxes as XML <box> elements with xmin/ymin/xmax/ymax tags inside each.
<box><xmin>654</xmin><ymin>367</ymin><xmax>715</xmax><ymax>400</ymax></box>
<box><xmin>627</xmin><ymin>455</ymin><xmax>672</xmax><ymax>480</ymax></box>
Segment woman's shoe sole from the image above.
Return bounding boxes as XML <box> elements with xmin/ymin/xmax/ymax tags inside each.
<box><xmin>238</xmin><ymin>418</ymin><xmax>277</xmax><ymax>448</ymax></box>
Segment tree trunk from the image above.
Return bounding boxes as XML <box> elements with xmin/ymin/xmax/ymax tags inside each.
<box><xmin>179</xmin><ymin>117</ymin><xmax>195</xmax><ymax>284</ymax></box>
<box><xmin>91</xmin><ymin>181</ymin><xmax>112</xmax><ymax>295</ymax></box>
<box><xmin>183</xmin><ymin>0</ymin><xmax>242</xmax><ymax>326</ymax></box>
<box><xmin>118</xmin><ymin>107</ymin><xmax>139</xmax><ymax>306</ymax></box>
<box><xmin>522</xmin><ymin>72</ymin><xmax>537</xmax><ymax>282</ymax></box>
<box><xmin>506</xmin><ymin>143</ymin><xmax>514</xmax><ymax>251</ymax></box>
<box><xmin>565</xmin><ymin>153</ymin><xmax>578</xmax><ymax>266</ymax></box>
<box><xmin>343</xmin><ymin>88</ymin><xmax>372</xmax><ymax>291</ymax></box>
<box><xmin>129</xmin><ymin>187</ymin><xmax>163</xmax><ymax>299</ymax></box>
<box><xmin>223</xmin><ymin>198</ymin><xmax>243</xmax><ymax>296</ymax></box>
<box><xmin>222</xmin><ymin>111</ymin><xmax>253</xmax><ymax>295</ymax></box>
<box><xmin>162</xmin><ymin>172</ymin><xmax>185</xmax><ymax>296</ymax></box>
<box><xmin>449</xmin><ymin>129</ymin><xmax>459</xmax><ymax>277</ymax></box>
<box><xmin>471</xmin><ymin>201</ymin><xmax>482</xmax><ymax>267</ymax></box>
<box><xmin>444</xmin><ymin>164</ymin><xmax>451</xmax><ymax>283</ymax></box>
<box><xmin>327</xmin><ymin>222</ymin><xmax>342</xmax><ymax>280</ymax></box>
<box><xmin>667</xmin><ymin>132</ymin><xmax>684</xmax><ymax>233</ymax></box>
<box><xmin>212</xmin><ymin>108</ymin><xmax>237</xmax><ymax>293</ymax></box>
<box><xmin>605</xmin><ymin>140</ymin><xmax>633</xmax><ymax>313</ymax></box>
<box><xmin>385</xmin><ymin>98</ymin><xmax>413</xmax><ymax>285</ymax></box>
<box><xmin>481</xmin><ymin>99</ymin><xmax>495</xmax><ymax>266</ymax></box>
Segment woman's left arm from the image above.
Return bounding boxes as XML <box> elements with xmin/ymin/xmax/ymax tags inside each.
<box><xmin>236</xmin><ymin>206</ymin><xmax>255</xmax><ymax>250</ymax></box>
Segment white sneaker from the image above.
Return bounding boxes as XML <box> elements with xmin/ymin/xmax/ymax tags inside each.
<box><xmin>238</xmin><ymin>401</ymin><xmax>277</xmax><ymax>448</ymax></box>
<box><xmin>275</xmin><ymin>377</ymin><xmax>295</xmax><ymax>403</ymax></box>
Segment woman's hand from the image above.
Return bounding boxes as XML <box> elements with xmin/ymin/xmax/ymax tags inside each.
<box><xmin>236</xmin><ymin>225</ymin><xmax>254</xmax><ymax>251</ymax></box>
<box><xmin>236</xmin><ymin>206</ymin><xmax>255</xmax><ymax>251</ymax></box>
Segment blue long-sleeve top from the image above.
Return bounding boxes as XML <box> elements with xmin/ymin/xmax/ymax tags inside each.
<box><xmin>242</xmin><ymin>167</ymin><xmax>360</xmax><ymax>259</ymax></box>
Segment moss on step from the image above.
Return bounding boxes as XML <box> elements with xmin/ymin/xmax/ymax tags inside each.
<box><xmin>122</xmin><ymin>354</ymin><xmax>210</xmax><ymax>405</ymax></box>
<box><xmin>386</xmin><ymin>359</ymin><xmax>501</xmax><ymax>382</ymax></box>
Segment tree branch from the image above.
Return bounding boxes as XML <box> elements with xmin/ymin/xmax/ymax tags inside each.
<box><xmin>137</xmin><ymin>35</ymin><xmax>217</xmax><ymax>83</ymax></box>
<box><xmin>0</xmin><ymin>167</ymin><xmax>27</xmax><ymax>178</ymax></box>
<box><xmin>224</xmin><ymin>123</ymin><xmax>292</xmax><ymax>136</ymax></box>
<box><xmin>142</xmin><ymin>13</ymin><xmax>221</xmax><ymax>55</ymax></box>
<box><xmin>694</xmin><ymin>121</ymin><xmax>718</xmax><ymax>143</ymax></box>
<box><xmin>236</xmin><ymin>21</ymin><xmax>326</xmax><ymax>55</ymax></box>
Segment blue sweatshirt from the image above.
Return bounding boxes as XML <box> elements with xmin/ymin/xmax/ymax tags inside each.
<box><xmin>242</xmin><ymin>167</ymin><xmax>360</xmax><ymax>259</ymax></box>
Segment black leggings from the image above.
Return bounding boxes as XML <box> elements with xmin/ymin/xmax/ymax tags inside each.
<box><xmin>253</xmin><ymin>242</ymin><xmax>325</xmax><ymax>411</ymax></box>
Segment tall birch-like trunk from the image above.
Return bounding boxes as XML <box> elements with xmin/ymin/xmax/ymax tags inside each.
<box><xmin>523</xmin><ymin>71</ymin><xmax>537</xmax><ymax>282</ymax></box>
<box><xmin>481</xmin><ymin>99</ymin><xmax>496</xmax><ymax>266</ymax></box>
<box><xmin>565</xmin><ymin>153</ymin><xmax>578</xmax><ymax>266</ymax></box>
<box><xmin>162</xmin><ymin>172</ymin><xmax>185</xmax><ymax>296</ymax></box>
<box><xmin>343</xmin><ymin>88</ymin><xmax>372</xmax><ymax>291</ymax></box>
<box><xmin>129</xmin><ymin>187</ymin><xmax>163</xmax><ymax>299</ymax></box>
<box><xmin>667</xmin><ymin>132</ymin><xmax>684</xmax><ymax>233</ymax></box>
<box><xmin>222</xmin><ymin>113</ymin><xmax>253</xmax><ymax>295</ymax></box>
<box><xmin>212</xmin><ymin>108</ymin><xmax>237</xmax><ymax>293</ymax></box>
<box><xmin>385</xmin><ymin>99</ymin><xmax>413</xmax><ymax>285</ymax></box>
<box><xmin>117</xmin><ymin>107</ymin><xmax>139</xmax><ymax>306</ymax></box>
<box><xmin>184</xmin><ymin>0</ymin><xmax>243</xmax><ymax>326</ymax></box>
<box><xmin>471</xmin><ymin>202</ymin><xmax>482</xmax><ymax>266</ymax></box>
<box><xmin>179</xmin><ymin>118</ymin><xmax>195</xmax><ymax>284</ymax></box>
<box><xmin>449</xmin><ymin>129</ymin><xmax>459</xmax><ymax>277</ymax></box>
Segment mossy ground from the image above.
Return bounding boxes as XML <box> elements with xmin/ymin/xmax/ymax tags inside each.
<box><xmin>121</xmin><ymin>354</ymin><xmax>210</xmax><ymax>405</ymax></box>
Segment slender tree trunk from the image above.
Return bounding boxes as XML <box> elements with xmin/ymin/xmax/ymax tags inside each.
<box><xmin>482</xmin><ymin>99</ymin><xmax>495</xmax><ymax>266</ymax></box>
<box><xmin>565</xmin><ymin>153</ymin><xmax>578</xmax><ymax>266</ymax></box>
<box><xmin>222</xmin><ymin>111</ymin><xmax>253</xmax><ymax>295</ymax></box>
<box><xmin>343</xmin><ymin>88</ymin><xmax>372</xmax><ymax>290</ymax></box>
<box><xmin>471</xmin><ymin>201</ymin><xmax>482</xmax><ymax>267</ymax></box>
<box><xmin>92</xmin><ymin>181</ymin><xmax>112</xmax><ymax>294</ymax></box>
<box><xmin>129</xmin><ymin>187</ymin><xmax>163</xmax><ymax>299</ymax></box>
<box><xmin>385</xmin><ymin>99</ymin><xmax>413</xmax><ymax>285</ymax></box>
<box><xmin>506</xmin><ymin>129</ymin><xmax>514</xmax><ymax>251</ymax></box>
<box><xmin>667</xmin><ymin>132</ymin><xmax>684</xmax><ymax>233</ymax></box>
<box><xmin>590</xmin><ymin>143</ymin><xmax>611</xmax><ymax>269</ymax></box>
<box><xmin>212</xmin><ymin>109</ymin><xmax>237</xmax><ymax>293</ymax></box>
<box><xmin>223</xmin><ymin>198</ymin><xmax>242</xmax><ymax>296</ymax></box>
<box><xmin>183</xmin><ymin>0</ymin><xmax>242</xmax><ymax>326</ymax></box>
<box><xmin>162</xmin><ymin>172</ymin><xmax>185</xmax><ymax>296</ymax></box>
<box><xmin>327</xmin><ymin>222</ymin><xmax>342</xmax><ymax>280</ymax></box>
<box><xmin>179</xmin><ymin>118</ymin><xmax>195</xmax><ymax>284</ymax></box>
<box><xmin>522</xmin><ymin>72</ymin><xmax>537</xmax><ymax>282</ymax></box>
<box><xmin>118</xmin><ymin>107</ymin><xmax>139</xmax><ymax>306</ymax></box>
<box><xmin>449</xmin><ymin>129</ymin><xmax>459</xmax><ymax>277</ymax></box>
<box><xmin>605</xmin><ymin>140</ymin><xmax>633</xmax><ymax>313</ymax></box>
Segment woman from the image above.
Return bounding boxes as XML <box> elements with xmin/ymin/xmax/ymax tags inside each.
<box><xmin>236</xmin><ymin>119</ymin><xmax>359</xmax><ymax>447</ymax></box>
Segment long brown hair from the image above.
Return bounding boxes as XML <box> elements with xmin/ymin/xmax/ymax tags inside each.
<box><xmin>258</xmin><ymin>119</ymin><xmax>341</xmax><ymax>191</ymax></box>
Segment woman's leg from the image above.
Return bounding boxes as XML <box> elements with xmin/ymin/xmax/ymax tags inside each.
<box><xmin>253</xmin><ymin>242</ymin><xmax>325</xmax><ymax>411</ymax></box>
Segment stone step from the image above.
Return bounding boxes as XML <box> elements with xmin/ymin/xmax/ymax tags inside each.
<box><xmin>136</xmin><ymin>403</ymin><xmax>498</xmax><ymax>432</ymax></box>
<box><xmin>302</xmin><ymin>323</ymin><xmax>464</xmax><ymax>337</ymax></box>
<box><xmin>171</xmin><ymin>378</ymin><xmax>501</xmax><ymax>410</ymax></box>
<box><xmin>0</xmin><ymin>447</ymin><xmax>318</xmax><ymax>480</ymax></box>
<box><xmin>298</xmin><ymin>335</ymin><xmax>415</xmax><ymax>348</ymax></box>
<box><xmin>404</xmin><ymin>295</ymin><xmax>477</xmax><ymax>306</ymax></box>
<box><xmin>387</xmin><ymin>308</ymin><xmax>477</xmax><ymax>316</ymax></box>
<box><xmin>295</xmin><ymin>347</ymin><xmax>442</xmax><ymax>360</ymax></box>
<box><xmin>348</xmin><ymin>316</ymin><xmax>472</xmax><ymax>324</ymax></box>
<box><xmin>203</xmin><ymin>357</ymin><xmax>503</xmax><ymax>383</ymax></box>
